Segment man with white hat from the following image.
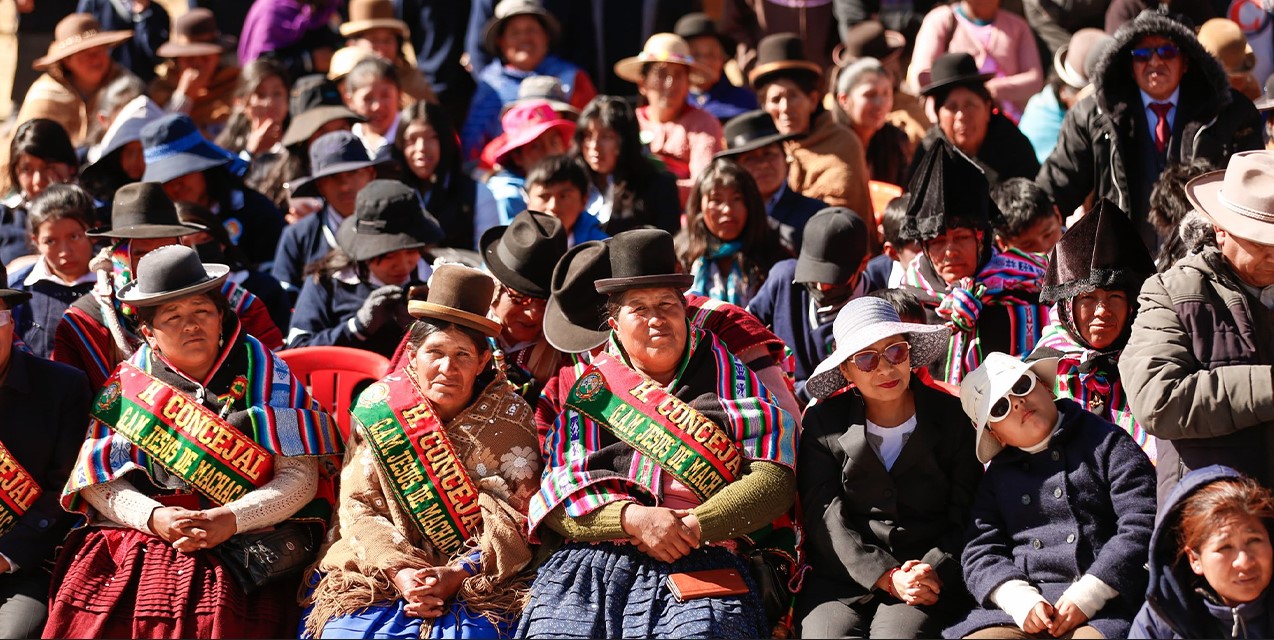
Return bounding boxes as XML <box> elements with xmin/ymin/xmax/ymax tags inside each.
<box><xmin>1121</xmin><ymin>149</ymin><xmax>1274</xmax><ymax>503</ymax></box>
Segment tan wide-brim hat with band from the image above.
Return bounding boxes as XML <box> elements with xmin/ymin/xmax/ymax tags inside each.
<box><xmin>1186</xmin><ymin>150</ymin><xmax>1274</xmax><ymax>246</ymax></box>
<box><xmin>35</xmin><ymin>13</ymin><xmax>132</xmax><ymax>70</ymax></box>
<box><xmin>614</xmin><ymin>33</ymin><xmax>711</xmax><ymax>86</ymax></box>
<box><xmin>156</xmin><ymin>8</ymin><xmax>230</xmax><ymax>58</ymax></box>
<box><xmin>341</xmin><ymin>0</ymin><xmax>411</xmax><ymax>38</ymax></box>
<box><xmin>408</xmin><ymin>264</ymin><xmax>501</xmax><ymax>337</ymax></box>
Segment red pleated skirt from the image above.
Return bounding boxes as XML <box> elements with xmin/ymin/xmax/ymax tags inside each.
<box><xmin>42</xmin><ymin>527</ymin><xmax>301</xmax><ymax>639</ymax></box>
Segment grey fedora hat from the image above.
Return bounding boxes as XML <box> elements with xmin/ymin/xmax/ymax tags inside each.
<box><xmin>88</xmin><ymin>182</ymin><xmax>206</xmax><ymax>239</ymax></box>
<box><xmin>116</xmin><ymin>245</ymin><xmax>229</xmax><ymax>307</ymax></box>
<box><xmin>805</xmin><ymin>296</ymin><xmax>952</xmax><ymax>399</ymax></box>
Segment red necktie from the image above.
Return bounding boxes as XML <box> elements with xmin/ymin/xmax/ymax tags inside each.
<box><xmin>1150</xmin><ymin>102</ymin><xmax>1173</xmax><ymax>154</ymax></box>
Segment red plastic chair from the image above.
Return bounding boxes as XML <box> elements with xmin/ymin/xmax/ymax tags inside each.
<box><xmin>868</xmin><ymin>180</ymin><xmax>904</xmax><ymax>226</ymax></box>
<box><xmin>278</xmin><ymin>346</ymin><xmax>392</xmax><ymax>441</ymax></box>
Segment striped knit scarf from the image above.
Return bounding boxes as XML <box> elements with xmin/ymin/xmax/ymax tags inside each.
<box><xmin>904</xmin><ymin>248</ymin><xmax>1048</xmax><ymax>384</ymax></box>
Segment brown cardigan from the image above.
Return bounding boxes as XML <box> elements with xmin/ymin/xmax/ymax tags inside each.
<box><xmin>785</xmin><ymin>111</ymin><xmax>873</xmax><ymax>218</ymax></box>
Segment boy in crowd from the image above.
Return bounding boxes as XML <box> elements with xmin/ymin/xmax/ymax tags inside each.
<box><xmin>991</xmin><ymin>178</ymin><xmax>1064</xmax><ymax>255</ymax></box>
<box><xmin>524</xmin><ymin>155</ymin><xmax>607</xmax><ymax>247</ymax></box>
<box><xmin>863</xmin><ymin>194</ymin><xmax>921</xmax><ymax>290</ymax></box>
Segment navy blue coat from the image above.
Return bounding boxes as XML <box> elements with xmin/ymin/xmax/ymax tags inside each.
<box><xmin>0</xmin><ymin>204</ymin><xmax>30</xmax><ymax>267</ymax></box>
<box><xmin>863</xmin><ymin>253</ymin><xmax>896</xmax><ymax>293</ymax></box>
<box><xmin>747</xmin><ymin>259</ymin><xmax>836</xmax><ymax>402</ymax></box>
<box><xmin>0</xmin><ymin>350</ymin><xmax>90</xmax><ymax>572</ymax></box>
<box><xmin>287</xmin><ymin>273</ymin><xmax>420</xmax><ymax>358</ymax></box>
<box><xmin>271</xmin><ymin>211</ymin><xmax>337</xmax><ymax>295</ymax></box>
<box><xmin>769</xmin><ymin>185</ymin><xmax>825</xmax><ymax>255</ymax></box>
<box><xmin>77</xmin><ymin>0</ymin><xmax>169</xmax><ymax>83</ymax></box>
<box><xmin>945</xmin><ymin>399</ymin><xmax>1157</xmax><ymax>639</ymax></box>
<box><xmin>219</xmin><ymin>187</ymin><xmax>287</xmax><ymax>272</ymax></box>
<box><xmin>8</xmin><ymin>263</ymin><xmax>93</xmax><ymax>359</ymax></box>
<box><xmin>1132</xmin><ymin>465</ymin><xmax>1274</xmax><ymax>639</ymax></box>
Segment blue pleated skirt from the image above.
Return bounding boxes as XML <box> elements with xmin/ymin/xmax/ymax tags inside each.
<box><xmin>307</xmin><ymin>598</ymin><xmax>513</xmax><ymax>639</ymax></box>
<box><xmin>515</xmin><ymin>541</ymin><xmax>766</xmax><ymax>639</ymax></box>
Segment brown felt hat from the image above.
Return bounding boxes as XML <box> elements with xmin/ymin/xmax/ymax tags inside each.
<box><xmin>749</xmin><ymin>32</ymin><xmax>823</xmax><ymax>89</ymax></box>
<box><xmin>594</xmin><ymin>229</ymin><xmax>693</xmax><ymax>294</ymax></box>
<box><xmin>340</xmin><ymin>0</ymin><xmax>411</xmax><ymax>38</ymax></box>
<box><xmin>480</xmin><ymin>210</ymin><xmax>567</xmax><ymax>298</ymax></box>
<box><xmin>409</xmin><ymin>264</ymin><xmax>501</xmax><ymax>336</ymax></box>
<box><xmin>156</xmin><ymin>8</ymin><xmax>229</xmax><ymax>58</ymax></box>
<box><xmin>34</xmin><ymin>13</ymin><xmax>132</xmax><ymax>70</ymax></box>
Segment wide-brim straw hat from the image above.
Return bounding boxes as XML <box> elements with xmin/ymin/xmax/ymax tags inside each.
<box><xmin>1198</xmin><ymin>18</ymin><xmax>1256</xmax><ymax>73</ymax></box>
<box><xmin>961</xmin><ymin>353</ymin><xmax>1059</xmax><ymax>463</ymax></box>
<box><xmin>340</xmin><ymin>0</ymin><xmax>411</xmax><ymax>38</ymax></box>
<box><xmin>614</xmin><ymin>33</ymin><xmax>711</xmax><ymax>86</ymax></box>
<box><xmin>1186</xmin><ymin>150</ymin><xmax>1274</xmax><ymax>246</ymax></box>
<box><xmin>328</xmin><ymin>46</ymin><xmax>380</xmax><ymax>81</ymax></box>
<box><xmin>116</xmin><ymin>245</ymin><xmax>229</xmax><ymax>306</ymax></box>
<box><xmin>34</xmin><ymin>13</ymin><xmax>131</xmax><ymax>70</ymax></box>
<box><xmin>804</xmin><ymin>296</ymin><xmax>952</xmax><ymax>400</ymax></box>
<box><xmin>408</xmin><ymin>264</ymin><xmax>501</xmax><ymax>337</ymax></box>
<box><xmin>482</xmin><ymin>0</ymin><xmax>561</xmax><ymax>57</ymax></box>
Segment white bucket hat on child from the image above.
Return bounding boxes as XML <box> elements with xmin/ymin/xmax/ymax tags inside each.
<box><xmin>804</xmin><ymin>297</ymin><xmax>951</xmax><ymax>400</ymax></box>
<box><xmin>960</xmin><ymin>352</ymin><xmax>1059</xmax><ymax>463</ymax></box>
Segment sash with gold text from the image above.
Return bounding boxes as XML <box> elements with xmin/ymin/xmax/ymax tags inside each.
<box><xmin>565</xmin><ymin>353</ymin><xmax>743</xmax><ymax>502</ymax></box>
<box><xmin>0</xmin><ymin>439</ymin><xmax>40</xmax><ymax>537</ymax></box>
<box><xmin>90</xmin><ymin>362</ymin><xmax>275</xmax><ymax>506</ymax></box>
<box><xmin>352</xmin><ymin>374</ymin><xmax>481</xmax><ymax>557</ymax></box>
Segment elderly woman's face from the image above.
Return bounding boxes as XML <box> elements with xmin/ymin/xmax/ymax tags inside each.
<box><xmin>1074</xmin><ymin>288</ymin><xmax>1129</xmax><ymax>350</ymax></box>
<box><xmin>836</xmin><ymin>333</ymin><xmax>911</xmax><ymax>404</ymax></box>
<box><xmin>762</xmin><ymin>79</ymin><xmax>817</xmax><ymax>136</ymax></box>
<box><xmin>923</xmin><ymin>227</ymin><xmax>981</xmax><ymax>284</ymax></box>
<box><xmin>1188</xmin><ymin>512</ymin><xmax>1274</xmax><ymax>606</ymax></box>
<box><xmin>413</xmin><ymin>326</ymin><xmax>492</xmax><ymax>422</ymax></box>
<box><xmin>143</xmin><ymin>294</ymin><xmax>224</xmax><ymax>378</ymax></box>
<box><xmin>498</xmin><ymin>15</ymin><xmax>549</xmax><ymax>71</ymax></box>
<box><xmin>938</xmin><ymin>86</ymin><xmax>991</xmax><ymax>155</ymax></box>
<box><xmin>610</xmin><ymin>287</ymin><xmax>687</xmax><ymax>379</ymax></box>
<box><xmin>640</xmin><ymin>63</ymin><xmax>691</xmax><ymax>116</ymax></box>
<box><xmin>840</xmin><ymin>72</ymin><xmax>893</xmax><ymax>136</ymax></box>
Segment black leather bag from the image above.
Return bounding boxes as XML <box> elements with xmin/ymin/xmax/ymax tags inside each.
<box><xmin>748</xmin><ymin>549</ymin><xmax>794</xmax><ymax>626</ymax></box>
<box><xmin>216</xmin><ymin>524</ymin><xmax>317</xmax><ymax>593</ymax></box>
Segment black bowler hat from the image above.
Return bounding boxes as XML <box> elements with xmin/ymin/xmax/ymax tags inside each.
<box><xmin>835</xmin><ymin>20</ymin><xmax>905</xmax><ymax>66</ymax></box>
<box><xmin>116</xmin><ymin>245</ymin><xmax>229</xmax><ymax>306</ymax></box>
<box><xmin>748</xmin><ymin>32</ymin><xmax>823</xmax><ymax>89</ymax></box>
<box><xmin>920</xmin><ymin>52</ymin><xmax>993</xmax><ymax>99</ymax></box>
<box><xmin>409</xmin><ymin>264</ymin><xmax>501</xmax><ymax>337</ymax></box>
<box><xmin>544</xmin><ymin>240</ymin><xmax>611</xmax><ymax>353</ymax></box>
<box><xmin>0</xmin><ymin>261</ymin><xmax>31</xmax><ymax>307</ymax></box>
<box><xmin>480</xmin><ymin>210</ymin><xmax>568</xmax><ymax>298</ymax></box>
<box><xmin>88</xmin><ymin>182</ymin><xmax>206</xmax><ymax>239</ymax></box>
<box><xmin>715</xmin><ymin>110</ymin><xmax>796</xmax><ymax>159</ymax></box>
<box><xmin>290</xmin><ymin>130</ymin><xmax>383</xmax><ymax>197</ymax></box>
<box><xmin>674</xmin><ymin>12</ymin><xmax>736</xmax><ymax>54</ymax></box>
<box><xmin>594</xmin><ymin>229</ymin><xmax>693</xmax><ymax>295</ymax></box>
<box><xmin>337</xmin><ymin>180</ymin><xmax>444</xmax><ymax>262</ymax></box>
<box><xmin>794</xmin><ymin>207</ymin><xmax>870</xmax><ymax>284</ymax></box>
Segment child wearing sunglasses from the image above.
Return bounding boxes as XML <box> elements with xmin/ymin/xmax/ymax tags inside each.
<box><xmin>945</xmin><ymin>352</ymin><xmax>1156</xmax><ymax>639</ymax></box>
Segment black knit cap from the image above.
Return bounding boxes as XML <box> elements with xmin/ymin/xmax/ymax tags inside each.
<box><xmin>1041</xmin><ymin>199</ymin><xmax>1156</xmax><ymax>304</ymax></box>
<box><xmin>900</xmin><ymin>138</ymin><xmax>1001</xmax><ymax>243</ymax></box>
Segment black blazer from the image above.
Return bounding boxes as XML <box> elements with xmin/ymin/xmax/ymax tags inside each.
<box><xmin>0</xmin><ymin>349</ymin><xmax>91</xmax><ymax>571</ymax></box>
<box><xmin>798</xmin><ymin>377</ymin><xmax>982</xmax><ymax>605</ymax></box>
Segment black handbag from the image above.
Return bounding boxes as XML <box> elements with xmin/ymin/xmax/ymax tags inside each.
<box><xmin>216</xmin><ymin>523</ymin><xmax>317</xmax><ymax>593</ymax></box>
<box><xmin>748</xmin><ymin>549</ymin><xmax>795</xmax><ymax>627</ymax></box>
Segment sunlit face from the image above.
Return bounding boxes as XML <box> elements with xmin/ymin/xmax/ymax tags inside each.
<box><xmin>498</xmin><ymin>15</ymin><xmax>549</xmax><ymax>71</ymax></box>
<box><xmin>1188</xmin><ymin>513</ymin><xmax>1274</xmax><ymax>606</ymax></box>
<box><xmin>141</xmin><ymin>294</ymin><xmax>224</xmax><ymax>379</ymax></box>
<box><xmin>1073</xmin><ymin>288</ymin><xmax>1129</xmax><ymax>350</ymax></box>
<box><xmin>836</xmin><ymin>333</ymin><xmax>912</xmax><ymax>404</ymax></box>
<box><xmin>984</xmin><ymin>370</ymin><xmax>1058</xmax><ymax>448</ymax></box>
<box><xmin>128</xmin><ymin>237</ymin><xmax>181</xmax><ymax>272</ymax></box>
<box><xmin>117</xmin><ymin>140</ymin><xmax>145</xmax><ymax>181</ymax></box>
<box><xmin>412</xmin><ymin>327</ymin><xmax>492</xmax><ymax>422</ymax></box>
<box><xmin>839</xmin><ymin>72</ymin><xmax>893</xmax><ymax>136</ymax></box>
<box><xmin>316</xmin><ymin>166</ymin><xmax>375</xmax><ymax>216</ymax></box>
<box><xmin>1004</xmin><ymin>212</ymin><xmax>1063</xmax><ymax>254</ymax></box>
<box><xmin>762</xmin><ymin>79</ymin><xmax>818</xmax><ymax>135</ymax></box>
<box><xmin>344</xmin><ymin>77</ymin><xmax>400</xmax><ymax>135</ymax></box>
<box><xmin>33</xmin><ymin>217</ymin><xmax>92</xmax><ymax>282</ymax></box>
<box><xmin>367</xmin><ymin>248</ymin><xmax>419</xmax><ymax>286</ymax></box>
<box><xmin>244</xmin><ymin>74</ymin><xmax>289</xmax><ymax>127</ymax></box>
<box><xmin>162</xmin><ymin>171</ymin><xmax>210</xmax><ymax>206</ymax></box>
<box><xmin>923</xmin><ymin>227</ymin><xmax>981</xmax><ymax>284</ymax></box>
<box><xmin>640</xmin><ymin>63</ymin><xmax>691</xmax><ymax>116</ymax></box>
<box><xmin>62</xmin><ymin>45</ymin><xmax>111</xmax><ymax>89</ymax></box>
<box><xmin>1217</xmin><ymin>227</ymin><xmax>1274</xmax><ymax>288</ymax></box>
<box><xmin>490</xmin><ymin>284</ymin><xmax>547</xmax><ymax>345</ymax></box>
<box><xmin>701</xmin><ymin>185</ymin><xmax>748</xmax><ymax>242</ymax></box>
<box><xmin>527</xmin><ymin>180</ymin><xmax>585</xmax><ymax>231</ymax></box>
<box><xmin>1132</xmin><ymin>35</ymin><xmax>1187</xmax><ymax>102</ymax></box>
<box><xmin>581</xmin><ymin>121</ymin><xmax>619</xmax><ymax>177</ymax></box>
<box><xmin>938</xmin><ymin>86</ymin><xmax>991</xmax><ymax>155</ymax></box>
<box><xmin>508</xmin><ymin>130</ymin><xmax>565</xmax><ymax>171</ymax></box>
<box><xmin>735</xmin><ymin>143</ymin><xmax>787</xmax><ymax>200</ymax></box>
<box><xmin>402</xmin><ymin>120</ymin><xmax>442</xmax><ymax>182</ymax></box>
<box><xmin>608</xmin><ymin>287</ymin><xmax>688</xmax><ymax>379</ymax></box>
<box><xmin>351</xmin><ymin>27</ymin><xmax>401</xmax><ymax>61</ymax></box>
<box><xmin>686</xmin><ymin>35</ymin><xmax>725</xmax><ymax>87</ymax></box>
<box><xmin>14</xmin><ymin>153</ymin><xmax>73</xmax><ymax>199</ymax></box>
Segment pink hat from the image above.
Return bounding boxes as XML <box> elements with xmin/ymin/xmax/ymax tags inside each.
<box><xmin>490</xmin><ymin>100</ymin><xmax>576</xmax><ymax>167</ymax></box>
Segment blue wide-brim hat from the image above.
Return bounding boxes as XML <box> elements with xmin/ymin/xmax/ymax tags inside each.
<box><xmin>140</xmin><ymin>113</ymin><xmax>247</xmax><ymax>184</ymax></box>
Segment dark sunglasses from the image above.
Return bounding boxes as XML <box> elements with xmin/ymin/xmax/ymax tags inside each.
<box><xmin>501</xmin><ymin>285</ymin><xmax>543</xmax><ymax>308</ymax></box>
<box><xmin>1131</xmin><ymin>44</ymin><xmax>1179</xmax><ymax>63</ymax></box>
<box><xmin>988</xmin><ymin>372</ymin><xmax>1038</xmax><ymax>422</ymax></box>
<box><xmin>849</xmin><ymin>341</ymin><xmax>911</xmax><ymax>372</ymax></box>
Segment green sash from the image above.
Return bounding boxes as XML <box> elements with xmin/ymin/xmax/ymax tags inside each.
<box><xmin>353</xmin><ymin>374</ymin><xmax>481</xmax><ymax>557</ymax></box>
<box><xmin>565</xmin><ymin>353</ymin><xmax>743</xmax><ymax>501</ymax></box>
<box><xmin>92</xmin><ymin>362</ymin><xmax>275</xmax><ymax>506</ymax></box>
<box><xmin>0</xmin><ymin>440</ymin><xmax>39</xmax><ymax>537</ymax></box>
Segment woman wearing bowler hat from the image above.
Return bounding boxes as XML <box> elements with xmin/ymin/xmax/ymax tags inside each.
<box><xmin>304</xmin><ymin>264</ymin><xmax>541</xmax><ymax>639</ymax></box>
<box><xmin>52</xmin><ymin>182</ymin><xmax>284</xmax><ymax>391</ymax></box>
<box><xmin>519</xmin><ymin>228</ymin><xmax>798</xmax><ymax>639</ymax></box>
<box><xmin>287</xmin><ymin>180</ymin><xmax>439</xmax><ymax>359</ymax></box>
<box><xmin>797</xmin><ymin>296</ymin><xmax>979</xmax><ymax>637</ymax></box>
<box><xmin>45</xmin><ymin>244</ymin><xmax>343</xmax><ymax>638</ymax></box>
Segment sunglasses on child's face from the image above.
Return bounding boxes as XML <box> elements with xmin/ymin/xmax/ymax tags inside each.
<box><xmin>988</xmin><ymin>372</ymin><xmax>1038</xmax><ymax>422</ymax></box>
<box><xmin>849</xmin><ymin>341</ymin><xmax>911</xmax><ymax>372</ymax></box>
<box><xmin>1131</xmin><ymin>43</ymin><xmax>1180</xmax><ymax>63</ymax></box>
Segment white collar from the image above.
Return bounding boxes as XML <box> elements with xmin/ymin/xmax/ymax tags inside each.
<box><xmin>24</xmin><ymin>258</ymin><xmax>96</xmax><ymax>287</ymax></box>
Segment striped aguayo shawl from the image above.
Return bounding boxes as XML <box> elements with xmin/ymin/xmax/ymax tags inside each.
<box><xmin>527</xmin><ymin>326</ymin><xmax>797</xmax><ymax>535</ymax></box>
<box><xmin>63</xmin><ymin>317</ymin><xmax>343</xmax><ymax>518</ymax></box>
<box><xmin>903</xmin><ymin>248</ymin><xmax>1049</xmax><ymax>385</ymax></box>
